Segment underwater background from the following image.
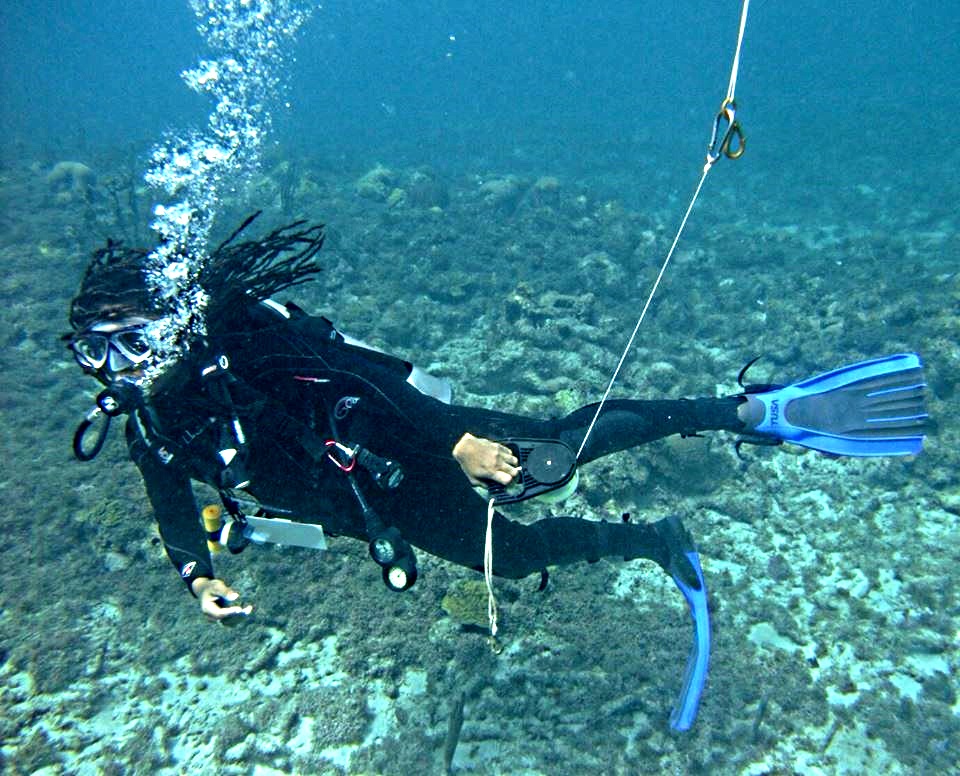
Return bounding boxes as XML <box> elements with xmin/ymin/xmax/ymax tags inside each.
<box><xmin>1</xmin><ymin>1</ymin><xmax>958</xmax><ymax>773</ymax></box>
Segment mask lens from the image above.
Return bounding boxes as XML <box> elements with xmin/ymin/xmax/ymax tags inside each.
<box><xmin>114</xmin><ymin>329</ymin><xmax>152</xmax><ymax>362</ymax></box>
<box><xmin>72</xmin><ymin>335</ymin><xmax>108</xmax><ymax>369</ymax></box>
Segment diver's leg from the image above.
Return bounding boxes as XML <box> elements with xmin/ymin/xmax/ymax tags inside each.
<box><xmin>392</xmin><ymin>451</ymin><xmax>698</xmax><ymax>581</ymax></box>
<box><xmin>556</xmin><ymin>397</ymin><xmax>745</xmax><ymax>464</ymax></box>
<box><xmin>484</xmin><ymin>509</ymin><xmax>709</xmax><ymax>732</ymax></box>
<box><xmin>393</xmin><ymin>468</ymin><xmax>677</xmax><ymax>578</ymax></box>
<box><xmin>485</xmin><ymin>511</ymin><xmax>678</xmax><ymax>579</ymax></box>
<box><xmin>434</xmin><ymin>397</ymin><xmax>745</xmax><ymax>461</ymax></box>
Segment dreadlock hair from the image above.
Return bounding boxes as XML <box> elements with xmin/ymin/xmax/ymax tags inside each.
<box><xmin>68</xmin><ymin>242</ymin><xmax>156</xmax><ymax>331</ymax></box>
<box><xmin>201</xmin><ymin>212</ymin><xmax>325</xmax><ymax>334</ymax></box>
<box><xmin>68</xmin><ymin>212</ymin><xmax>325</xmax><ymax>335</ymax></box>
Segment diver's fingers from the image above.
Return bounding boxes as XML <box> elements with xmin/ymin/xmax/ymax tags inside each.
<box><xmin>497</xmin><ymin>446</ymin><xmax>520</xmax><ymax>476</ymax></box>
<box><xmin>497</xmin><ymin>445</ymin><xmax>519</xmax><ymax>468</ymax></box>
<box><xmin>205</xmin><ymin>595</ymin><xmax>254</xmax><ymax>621</ymax></box>
<box><xmin>489</xmin><ymin>468</ymin><xmax>518</xmax><ymax>485</ymax></box>
<box><xmin>497</xmin><ymin>460</ymin><xmax>520</xmax><ymax>479</ymax></box>
<box><xmin>483</xmin><ymin>444</ymin><xmax>519</xmax><ymax>484</ymax></box>
<box><xmin>210</xmin><ymin>603</ymin><xmax>253</xmax><ymax>621</ymax></box>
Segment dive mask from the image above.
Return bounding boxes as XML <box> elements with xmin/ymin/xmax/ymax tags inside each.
<box><xmin>69</xmin><ymin>319</ymin><xmax>153</xmax><ymax>377</ymax></box>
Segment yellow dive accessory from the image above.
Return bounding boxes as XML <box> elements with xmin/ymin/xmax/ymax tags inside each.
<box><xmin>202</xmin><ymin>504</ymin><xmax>224</xmax><ymax>554</ymax></box>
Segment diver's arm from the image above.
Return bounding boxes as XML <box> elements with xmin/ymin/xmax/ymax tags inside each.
<box><xmin>290</xmin><ymin>319</ymin><xmax>518</xmax><ymax>484</ymax></box>
<box><xmin>125</xmin><ymin>418</ymin><xmax>215</xmax><ymax>590</ymax></box>
<box><xmin>126</xmin><ymin>420</ymin><xmax>253</xmax><ymax>620</ymax></box>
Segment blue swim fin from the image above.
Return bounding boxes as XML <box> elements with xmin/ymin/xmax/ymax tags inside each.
<box><xmin>741</xmin><ymin>353</ymin><xmax>927</xmax><ymax>457</ymax></box>
<box><xmin>655</xmin><ymin>516</ymin><xmax>711</xmax><ymax>732</ymax></box>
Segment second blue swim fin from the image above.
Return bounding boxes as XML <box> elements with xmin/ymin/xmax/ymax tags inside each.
<box><xmin>740</xmin><ymin>353</ymin><xmax>928</xmax><ymax>457</ymax></box>
<box><xmin>655</xmin><ymin>516</ymin><xmax>711</xmax><ymax>732</ymax></box>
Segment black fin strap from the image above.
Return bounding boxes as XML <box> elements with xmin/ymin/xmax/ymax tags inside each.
<box><xmin>734</xmin><ymin>433</ymin><xmax>782</xmax><ymax>460</ymax></box>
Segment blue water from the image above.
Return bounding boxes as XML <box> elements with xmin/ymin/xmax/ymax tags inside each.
<box><xmin>5</xmin><ymin>2</ymin><xmax>956</xmax><ymax>169</ymax></box>
<box><xmin>1</xmin><ymin>2</ymin><xmax>958</xmax><ymax>774</ymax></box>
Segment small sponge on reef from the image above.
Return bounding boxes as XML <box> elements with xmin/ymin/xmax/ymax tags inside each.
<box><xmin>46</xmin><ymin>161</ymin><xmax>96</xmax><ymax>199</ymax></box>
<box><xmin>355</xmin><ymin>164</ymin><xmax>396</xmax><ymax>201</ymax></box>
<box><xmin>442</xmin><ymin>579</ymin><xmax>493</xmax><ymax>629</ymax></box>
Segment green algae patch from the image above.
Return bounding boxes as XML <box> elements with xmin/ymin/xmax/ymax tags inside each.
<box><xmin>441</xmin><ymin>579</ymin><xmax>492</xmax><ymax>628</ymax></box>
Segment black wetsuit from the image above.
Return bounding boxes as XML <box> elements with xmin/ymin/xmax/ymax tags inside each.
<box><xmin>125</xmin><ymin>304</ymin><xmax>745</xmax><ymax>592</ymax></box>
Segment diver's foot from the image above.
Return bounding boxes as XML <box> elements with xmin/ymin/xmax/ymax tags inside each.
<box><xmin>736</xmin><ymin>394</ymin><xmax>765</xmax><ymax>430</ymax></box>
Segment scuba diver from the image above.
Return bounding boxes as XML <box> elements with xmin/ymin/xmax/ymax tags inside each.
<box><xmin>64</xmin><ymin>216</ymin><xmax>928</xmax><ymax>731</ymax></box>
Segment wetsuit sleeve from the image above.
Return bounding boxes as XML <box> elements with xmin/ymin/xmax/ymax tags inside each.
<box><xmin>125</xmin><ymin>418</ymin><xmax>214</xmax><ymax>593</ymax></box>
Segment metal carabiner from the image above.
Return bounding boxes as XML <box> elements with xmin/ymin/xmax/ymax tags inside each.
<box><xmin>706</xmin><ymin>98</ymin><xmax>746</xmax><ymax>165</ymax></box>
<box><xmin>324</xmin><ymin>439</ymin><xmax>357</xmax><ymax>472</ymax></box>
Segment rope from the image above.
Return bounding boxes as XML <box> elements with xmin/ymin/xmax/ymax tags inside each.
<box><xmin>484</xmin><ymin>497</ymin><xmax>499</xmax><ymax>639</ymax></box>
<box><xmin>576</xmin><ymin>0</ymin><xmax>750</xmax><ymax>461</ymax></box>
<box><xmin>481</xmin><ymin>1</ymin><xmax>751</xmax><ymax>648</ymax></box>
<box><xmin>726</xmin><ymin>0</ymin><xmax>750</xmax><ymax>102</ymax></box>
<box><xmin>576</xmin><ymin>165</ymin><xmax>711</xmax><ymax>459</ymax></box>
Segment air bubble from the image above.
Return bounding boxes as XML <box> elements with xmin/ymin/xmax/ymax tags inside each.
<box><xmin>142</xmin><ymin>0</ymin><xmax>312</xmax><ymax>379</ymax></box>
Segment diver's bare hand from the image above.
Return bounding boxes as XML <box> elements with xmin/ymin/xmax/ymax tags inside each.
<box><xmin>191</xmin><ymin>577</ymin><xmax>253</xmax><ymax>621</ymax></box>
<box><xmin>453</xmin><ymin>433</ymin><xmax>520</xmax><ymax>486</ymax></box>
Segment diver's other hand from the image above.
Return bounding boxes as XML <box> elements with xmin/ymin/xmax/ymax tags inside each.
<box><xmin>453</xmin><ymin>433</ymin><xmax>520</xmax><ymax>486</ymax></box>
<box><xmin>191</xmin><ymin>577</ymin><xmax>253</xmax><ymax>621</ymax></box>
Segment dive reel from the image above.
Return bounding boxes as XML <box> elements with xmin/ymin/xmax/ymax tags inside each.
<box><xmin>486</xmin><ymin>439</ymin><xmax>579</xmax><ymax>505</ymax></box>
